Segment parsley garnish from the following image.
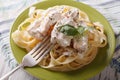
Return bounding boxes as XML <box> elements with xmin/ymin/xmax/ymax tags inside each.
<box><xmin>59</xmin><ymin>24</ymin><xmax>86</xmax><ymax>36</ymax></box>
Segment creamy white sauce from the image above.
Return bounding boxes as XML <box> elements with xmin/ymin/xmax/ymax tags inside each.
<box><xmin>37</xmin><ymin>12</ymin><xmax>62</xmax><ymax>36</ymax></box>
<box><xmin>28</xmin><ymin>6</ymin><xmax>89</xmax><ymax>53</ymax></box>
<box><xmin>73</xmin><ymin>35</ymin><xmax>88</xmax><ymax>53</ymax></box>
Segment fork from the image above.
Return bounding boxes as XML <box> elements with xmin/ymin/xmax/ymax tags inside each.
<box><xmin>0</xmin><ymin>35</ymin><xmax>54</xmax><ymax>80</ymax></box>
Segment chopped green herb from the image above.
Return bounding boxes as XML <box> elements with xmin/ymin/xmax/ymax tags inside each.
<box><xmin>60</xmin><ymin>24</ymin><xmax>78</xmax><ymax>36</ymax></box>
<box><xmin>77</xmin><ymin>27</ymin><xmax>85</xmax><ymax>34</ymax></box>
<box><xmin>59</xmin><ymin>24</ymin><xmax>88</xmax><ymax>36</ymax></box>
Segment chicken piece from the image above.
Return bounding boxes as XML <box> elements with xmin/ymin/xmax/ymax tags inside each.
<box><xmin>27</xmin><ymin>19</ymin><xmax>44</xmax><ymax>39</ymax></box>
<box><xmin>51</xmin><ymin>17</ymin><xmax>78</xmax><ymax>47</ymax></box>
<box><xmin>73</xmin><ymin>35</ymin><xmax>88</xmax><ymax>54</ymax></box>
<box><xmin>37</xmin><ymin>10</ymin><xmax>62</xmax><ymax>36</ymax></box>
<box><xmin>62</xmin><ymin>8</ymin><xmax>79</xmax><ymax>19</ymax></box>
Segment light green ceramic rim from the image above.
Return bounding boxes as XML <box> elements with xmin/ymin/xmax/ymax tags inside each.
<box><xmin>10</xmin><ymin>0</ymin><xmax>115</xmax><ymax>80</ymax></box>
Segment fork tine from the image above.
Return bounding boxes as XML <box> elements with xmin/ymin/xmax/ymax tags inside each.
<box><xmin>29</xmin><ymin>35</ymin><xmax>50</xmax><ymax>55</ymax></box>
<box><xmin>32</xmin><ymin>38</ymin><xmax>50</xmax><ymax>57</ymax></box>
<box><xmin>34</xmin><ymin>40</ymin><xmax>52</xmax><ymax>60</ymax></box>
<box><xmin>36</xmin><ymin>44</ymin><xmax>54</xmax><ymax>63</ymax></box>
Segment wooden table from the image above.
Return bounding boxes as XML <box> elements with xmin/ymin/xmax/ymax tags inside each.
<box><xmin>90</xmin><ymin>65</ymin><xmax>120</xmax><ymax>80</ymax></box>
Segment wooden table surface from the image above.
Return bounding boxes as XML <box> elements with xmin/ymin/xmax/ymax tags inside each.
<box><xmin>90</xmin><ymin>65</ymin><xmax>120</xmax><ymax>80</ymax></box>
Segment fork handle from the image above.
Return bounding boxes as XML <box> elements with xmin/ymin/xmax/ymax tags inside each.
<box><xmin>0</xmin><ymin>64</ymin><xmax>22</xmax><ymax>80</ymax></box>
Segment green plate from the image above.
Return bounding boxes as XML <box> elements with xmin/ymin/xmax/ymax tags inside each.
<box><xmin>10</xmin><ymin>0</ymin><xmax>115</xmax><ymax>80</ymax></box>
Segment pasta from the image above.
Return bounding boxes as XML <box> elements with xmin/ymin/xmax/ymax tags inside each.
<box><xmin>12</xmin><ymin>5</ymin><xmax>107</xmax><ymax>71</ymax></box>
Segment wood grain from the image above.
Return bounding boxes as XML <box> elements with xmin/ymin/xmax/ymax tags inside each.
<box><xmin>90</xmin><ymin>65</ymin><xmax>120</xmax><ymax>80</ymax></box>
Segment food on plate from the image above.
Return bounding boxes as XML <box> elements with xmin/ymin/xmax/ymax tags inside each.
<box><xmin>12</xmin><ymin>5</ymin><xmax>107</xmax><ymax>71</ymax></box>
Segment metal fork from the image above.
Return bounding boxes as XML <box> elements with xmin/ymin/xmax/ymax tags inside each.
<box><xmin>0</xmin><ymin>35</ymin><xmax>54</xmax><ymax>80</ymax></box>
